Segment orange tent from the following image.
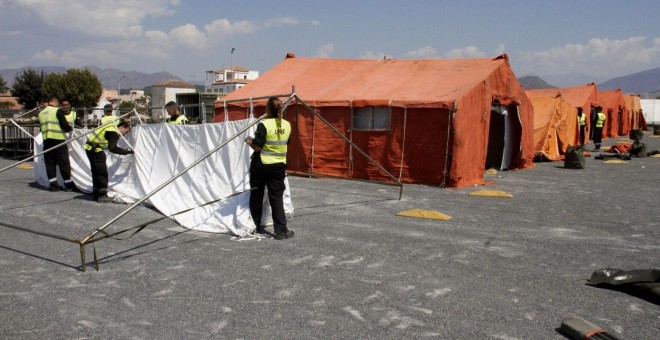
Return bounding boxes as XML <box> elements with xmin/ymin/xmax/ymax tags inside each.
<box><xmin>554</xmin><ymin>83</ymin><xmax>599</xmax><ymax>144</ymax></box>
<box><xmin>525</xmin><ymin>90</ymin><xmax>578</xmax><ymax>161</ymax></box>
<box><xmin>624</xmin><ymin>94</ymin><xmax>647</xmax><ymax>132</ymax></box>
<box><xmin>598</xmin><ymin>89</ymin><xmax>626</xmax><ymax>138</ymax></box>
<box><xmin>215</xmin><ymin>54</ymin><xmax>534</xmax><ymax>188</ymax></box>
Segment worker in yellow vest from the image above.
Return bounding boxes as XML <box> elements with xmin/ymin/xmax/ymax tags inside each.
<box><xmin>593</xmin><ymin>106</ymin><xmax>606</xmax><ymax>150</ymax></box>
<box><xmin>100</xmin><ymin>104</ymin><xmax>120</xmax><ymax>127</ymax></box>
<box><xmin>38</xmin><ymin>96</ymin><xmax>75</xmax><ymax>192</ymax></box>
<box><xmin>83</xmin><ymin>121</ymin><xmax>134</xmax><ymax>203</ymax></box>
<box><xmin>245</xmin><ymin>96</ymin><xmax>293</xmax><ymax>240</ymax></box>
<box><xmin>165</xmin><ymin>101</ymin><xmax>189</xmax><ymax>125</ymax></box>
<box><xmin>61</xmin><ymin>100</ymin><xmax>82</xmax><ymax>128</ymax></box>
<box><xmin>577</xmin><ymin>108</ymin><xmax>586</xmax><ymax>146</ymax></box>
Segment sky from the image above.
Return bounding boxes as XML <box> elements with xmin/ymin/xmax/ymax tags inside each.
<box><xmin>1</xmin><ymin>0</ymin><xmax>659</xmax><ymax>86</ymax></box>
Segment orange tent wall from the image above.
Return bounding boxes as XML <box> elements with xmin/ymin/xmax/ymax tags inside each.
<box><xmin>213</xmin><ymin>55</ymin><xmax>534</xmax><ymax>188</ymax></box>
<box><xmin>525</xmin><ymin>91</ymin><xmax>578</xmax><ymax>161</ymax></box>
<box><xmin>598</xmin><ymin>89</ymin><xmax>626</xmax><ymax>138</ymax></box>
<box><xmin>624</xmin><ymin>94</ymin><xmax>646</xmax><ymax>132</ymax></box>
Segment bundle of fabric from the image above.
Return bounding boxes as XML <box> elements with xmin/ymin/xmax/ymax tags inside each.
<box><xmin>34</xmin><ymin>120</ymin><xmax>294</xmax><ymax>236</ymax></box>
<box><xmin>564</xmin><ymin>145</ymin><xmax>585</xmax><ymax>169</ymax></box>
<box><xmin>608</xmin><ymin>143</ymin><xmax>632</xmax><ymax>154</ymax></box>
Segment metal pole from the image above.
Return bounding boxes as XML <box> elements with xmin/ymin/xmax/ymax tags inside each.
<box><xmin>0</xmin><ymin>110</ymin><xmax>135</xmax><ymax>173</ymax></box>
<box><xmin>294</xmin><ymin>95</ymin><xmax>404</xmax><ymax>200</ymax></box>
<box><xmin>81</xmin><ymin>113</ymin><xmax>268</xmax><ymax>244</ymax></box>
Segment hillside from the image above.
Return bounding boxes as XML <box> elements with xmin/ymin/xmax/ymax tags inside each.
<box><xmin>518</xmin><ymin>76</ymin><xmax>556</xmax><ymax>89</ymax></box>
<box><xmin>0</xmin><ymin>66</ymin><xmax>183</xmax><ymax>91</ymax></box>
<box><xmin>599</xmin><ymin>67</ymin><xmax>660</xmax><ymax>94</ymax></box>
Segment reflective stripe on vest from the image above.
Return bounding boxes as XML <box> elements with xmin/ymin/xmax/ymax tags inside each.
<box><xmin>260</xmin><ymin>118</ymin><xmax>291</xmax><ymax>164</ymax></box>
<box><xmin>596</xmin><ymin>112</ymin><xmax>606</xmax><ymax>128</ymax></box>
<box><xmin>168</xmin><ymin>115</ymin><xmax>188</xmax><ymax>125</ymax></box>
<box><xmin>83</xmin><ymin>122</ymin><xmax>120</xmax><ymax>152</ymax></box>
<box><xmin>39</xmin><ymin>106</ymin><xmax>66</xmax><ymax>140</ymax></box>
<box><xmin>577</xmin><ymin>113</ymin><xmax>586</xmax><ymax>126</ymax></box>
<box><xmin>65</xmin><ymin>111</ymin><xmax>76</xmax><ymax>127</ymax></box>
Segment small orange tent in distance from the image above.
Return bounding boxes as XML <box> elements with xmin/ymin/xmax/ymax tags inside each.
<box><xmin>624</xmin><ymin>94</ymin><xmax>647</xmax><ymax>132</ymax></box>
<box><xmin>525</xmin><ymin>90</ymin><xmax>578</xmax><ymax>161</ymax></box>
<box><xmin>555</xmin><ymin>83</ymin><xmax>599</xmax><ymax>144</ymax></box>
<box><xmin>598</xmin><ymin>89</ymin><xmax>627</xmax><ymax>138</ymax></box>
<box><xmin>214</xmin><ymin>54</ymin><xmax>534</xmax><ymax>188</ymax></box>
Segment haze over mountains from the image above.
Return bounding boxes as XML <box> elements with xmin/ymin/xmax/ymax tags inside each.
<box><xmin>1</xmin><ymin>65</ymin><xmax>659</xmax><ymax>98</ymax></box>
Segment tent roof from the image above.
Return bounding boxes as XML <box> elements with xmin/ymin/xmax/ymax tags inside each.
<box><xmin>555</xmin><ymin>83</ymin><xmax>599</xmax><ymax>108</ymax></box>
<box><xmin>221</xmin><ymin>54</ymin><xmax>517</xmax><ymax>109</ymax></box>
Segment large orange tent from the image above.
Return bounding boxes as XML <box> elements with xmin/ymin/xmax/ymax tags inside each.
<box><xmin>525</xmin><ymin>90</ymin><xmax>578</xmax><ymax>161</ymax></box>
<box><xmin>555</xmin><ymin>83</ymin><xmax>599</xmax><ymax>144</ymax></box>
<box><xmin>598</xmin><ymin>89</ymin><xmax>626</xmax><ymax>138</ymax></box>
<box><xmin>214</xmin><ymin>54</ymin><xmax>534</xmax><ymax>188</ymax></box>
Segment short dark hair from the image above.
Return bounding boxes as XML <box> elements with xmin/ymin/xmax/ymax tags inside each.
<box><xmin>165</xmin><ymin>101</ymin><xmax>177</xmax><ymax>108</ymax></box>
<box><xmin>104</xmin><ymin>104</ymin><xmax>113</xmax><ymax>109</ymax></box>
<box><xmin>117</xmin><ymin>121</ymin><xmax>131</xmax><ymax>129</ymax></box>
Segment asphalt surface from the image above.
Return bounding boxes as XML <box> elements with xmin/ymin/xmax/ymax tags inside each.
<box><xmin>1</xmin><ymin>134</ymin><xmax>659</xmax><ymax>339</ymax></box>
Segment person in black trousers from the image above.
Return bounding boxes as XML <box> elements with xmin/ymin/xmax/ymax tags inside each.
<box><xmin>245</xmin><ymin>96</ymin><xmax>294</xmax><ymax>240</ymax></box>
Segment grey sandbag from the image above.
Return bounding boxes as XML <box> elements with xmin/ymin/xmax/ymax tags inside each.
<box><xmin>564</xmin><ymin>145</ymin><xmax>585</xmax><ymax>169</ymax></box>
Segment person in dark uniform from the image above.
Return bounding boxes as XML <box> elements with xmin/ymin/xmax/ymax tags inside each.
<box><xmin>245</xmin><ymin>96</ymin><xmax>293</xmax><ymax>240</ymax></box>
<box><xmin>38</xmin><ymin>96</ymin><xmax>75</xmax><ymax>191</ymax></box>
<box><xmin>83</xmin><ymin>121</ymin><xmax>134</xmax><ymax>203</ymax></box>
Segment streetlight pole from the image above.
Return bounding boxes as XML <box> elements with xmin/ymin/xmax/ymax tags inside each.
<box><xmin>230</xmin><ymin>48</ymin><xmax>235</xmax><ymax>90</ymax></box>
<box><xmin>118</xmin><ymin>75</ymin><xmax>126</xmax><ymax>103</ymax></box>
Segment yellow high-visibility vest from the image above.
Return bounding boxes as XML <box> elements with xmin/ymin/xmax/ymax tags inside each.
<box><xmin>39</xmin><ymin>105</ymin><xmax>66</xmax><ymax>140</ymax></box>
<box><xmin>83</xmin><ymin>123</ymin><xmax>120</xmax><ymax>153</ymax></box>
<box><xmin>260</xmin><ymin>118</ymin><xmax>291</xmax><ymax>164</ymax></box>
<box><xmin>101</xmin><ymin>115</ymin><xmax>119</xmax><ymax>126</ymax></box>
<box><xmin>168</xmin><ymin>115</ymin><xmax>189</xmax><ymax>125</ymax></box>
<box><xmin>596</xmin><ymin>112</ymin><xmax>606</xmax><ymax>128</ymax></box>
<box><xmin>65</xmin><ymin>111</ymin><xmax>77</xmax><ymax>127</ymax></box>
<box><xmin>577</xmin><ymin>113</ymin><xmax>586</xmax><ymax>126</ymax></box>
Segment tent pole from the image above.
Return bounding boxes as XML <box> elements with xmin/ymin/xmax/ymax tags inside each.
<box><xmin>294</xmin><ymin>95</ymin><xmax>403</xmax><ymax>200</ymax></box>
<box><xmin>398</xmin><ymin>107</ymin><xmax>407</xmax><ymax>181</ymax></box>
<box><xmin>441</xmin><ymin>101</ymin><xmax>457</xmax><ymax>187</ymax></box>
<box><xmin>310</xmin><ymin>111</ymin><xmax>316</xmax><ymax>176</ymax></box>
<box><xmin>0</xmin><ymin>110</ymin><xmax>136</xmax><ymax>174</ymax></box>
<box><xmin>80</xmin><ymin>113</ymin><xmax>269</xmax><ymax>245</ymax></box>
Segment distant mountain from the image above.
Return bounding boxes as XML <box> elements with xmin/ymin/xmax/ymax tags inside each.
<box><xmin>518</xmin><ymin>76</ymin><xmax>556</xmax><ymax>89</ymax></box>
<box><xmin>599</xmin><ymin>67</ymin><xmax>660</xmax><ymax>94</ymax></box>
<box><xmin>0</xmin><ymin>66</ymin><xmax>184</xmax><ymax>91</ymax></box>
<box><xmin>533</xmin><ymin>73</ymin><xmax>606</xmax><ymax>89</ymax></box>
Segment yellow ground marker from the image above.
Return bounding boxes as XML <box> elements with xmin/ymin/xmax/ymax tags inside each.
<box><xmin>485</xmin><ymin>169</ymin><xmax>497</xmax><ymax>175</ymax></box>
<box><xmin>602</xmin><ymin>160</ymin><xmax>628</xmax><ymax>164</ymax></box>
<box><xmin>396</xmin><ymin>209</ymin><xmax>452</xmax><ymax>221</ymax></box>
<box><xmin>652</xmin><ymin>154</ymin><xmax>660</xmax><ymax>158</ymax></box>
<box><xmin>16</xmin><ymin>163</ymin><xmax>33</xmax><ymax>169</ymax></box>
<box><xmin>468</xmin><ymin>189</ymin><xmax>513</xmax><ymax>198</ymax></box>
<box><xmin>617</xmin><ymin>139</ymin><xmax>632</xmax><ymax>143</ymax></box>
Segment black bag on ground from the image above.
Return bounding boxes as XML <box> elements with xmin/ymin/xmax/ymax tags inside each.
<box><xmin>564</xmin><ymin>145</ymin><xmax>585</xmax><ymax>169</ymax></box>
<box><xmin>630</xmin><ymin>141</ymin><xmax>648</xmax><ymax>158</ymax></box>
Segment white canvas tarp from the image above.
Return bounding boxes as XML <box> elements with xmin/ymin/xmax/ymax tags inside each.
<box><xmin>34</xmin><ymin>120</ymin><xmax>293</xmax><ymax>236</ymax></box>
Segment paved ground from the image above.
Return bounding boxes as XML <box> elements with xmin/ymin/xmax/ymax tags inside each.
<box><xmin>1</xmin><ymin>134</ymin><xmax>659</xmax><ymax>339</ymax></box>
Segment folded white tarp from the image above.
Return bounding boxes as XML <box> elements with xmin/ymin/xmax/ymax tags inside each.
<box><xmin>34</xmin><ymin>120</ymin><xmax>293</xmax><ymax>236</ymax></box>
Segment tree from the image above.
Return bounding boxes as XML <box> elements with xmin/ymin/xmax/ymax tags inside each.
<box><xmin>11</xmin><ymin>69</ymin><xmax>45</xmax><ymax>109</ymax></box>
<box><xmin>0</xmin><ymin>75</ymin><xmax>8</xmax><ymax>93</ymax></box>
<box><xmin>43</xmin><ymin>68</ymin><xmax>102</xmax><ymax>108</ymax></box>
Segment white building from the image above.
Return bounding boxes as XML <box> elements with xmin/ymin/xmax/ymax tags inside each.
<box><xmin>150</xmin><ymin>80</ymin><xmax>197</xmax><ymax>119</ymax></box>
<box><xmin>204</xmin><ymin>66</ymin><xmax>259</xmax><ymax>96</ymax></box>
<box><xmin>641</xmin><ymin>99</ymin><xmax>660</xmax><ymax>125</ymax></box>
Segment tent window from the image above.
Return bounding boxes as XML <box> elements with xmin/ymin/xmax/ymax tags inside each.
<box><xmin>353</xmin><ymin>107</ymin><xmax>391</xmax><ymax>131</ymax></box>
